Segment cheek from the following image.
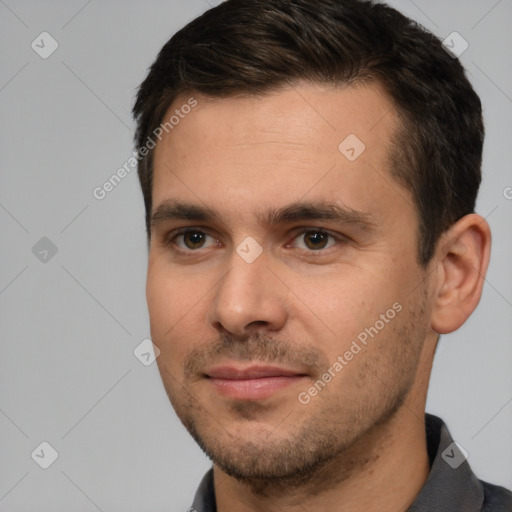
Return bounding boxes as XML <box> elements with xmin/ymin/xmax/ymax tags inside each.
<box><xmin>296</xmin><ymin>267</ymin><xmax>408</xmax><ymax>356</ymax></box>
<box><xmin>146</xmin><ymin>262</ymin><xmax>210</xmax><ymax>364</ymax></box>
<box><xmin>146</xmin><ymin>257</ymin><xmax>195</xmax><ymax>323</ymax></box>
<box><xmin>146</xmin><ymin>267</ymin><xmax>171</xmax><ymax>331</ymax></box>
<box><xmin>299</xmin><ymin>271</ymin><xmax>383</xmax><ymax>327</ymax></box>
<box><xmin>147</xmin><ymin>265</ymin><xmax>184</xmax><ymax>346</ymax></box>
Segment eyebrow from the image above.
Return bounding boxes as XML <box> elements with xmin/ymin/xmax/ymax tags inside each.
<box><xmin>150</xmin><ymin>199</ymin><xmax>377</xmax><ymax>232</ymax></box>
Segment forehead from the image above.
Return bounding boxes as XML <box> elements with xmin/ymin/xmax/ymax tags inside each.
<box><xmin>151</xmin><ymin>82</ymin><xmax>410</xmax><ymax>226</ymax></box>
<box><xmin>157</xmin><ymin>81</ymin><xmax>396</xmax><ymax>152</ymax></box>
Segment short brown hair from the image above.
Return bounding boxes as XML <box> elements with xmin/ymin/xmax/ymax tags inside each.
<box><xmin>133</xmin><ymin>0</ymin><xmax>484</xmax><ymax>266</ymax></box>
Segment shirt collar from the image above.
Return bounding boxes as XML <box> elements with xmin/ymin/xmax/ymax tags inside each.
<box><xmin>190</xmin><ymin>413</ymin><xmax>484</xmax><ymax>512</ymax></box>
<box><xmin>407</xmin><ymin>414</ymin><xmax>483</xmax><ymax>511</ymax></box>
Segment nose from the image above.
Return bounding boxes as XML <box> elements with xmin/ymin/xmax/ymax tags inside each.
<box><xmin>209</xmin><ymin>246</ymin><xmax>288</xmax><ymax>337</ymax></box>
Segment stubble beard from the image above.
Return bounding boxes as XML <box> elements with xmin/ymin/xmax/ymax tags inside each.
<box><xmin>160</xmin><ymin>295</ymin><xmax>428</xmax><ymax>497</ymax></box>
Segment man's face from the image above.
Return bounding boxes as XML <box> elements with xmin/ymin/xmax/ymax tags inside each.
<box><xmin>148</xmin><ymin>83</ymin><xmax>435</xmax><ymax>486</ymax></box>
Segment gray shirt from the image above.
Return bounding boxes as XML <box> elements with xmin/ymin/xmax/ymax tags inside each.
<box><xmin>189</xmin><ymin>414</ymin><xmax>511</xmax><ymax>511</ymax></box>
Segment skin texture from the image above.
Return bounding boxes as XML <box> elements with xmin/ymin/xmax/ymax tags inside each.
<box><xmin>147</xmin><ymin>82</ymin><xmax>491</xmax><ymax>511</ymax></box>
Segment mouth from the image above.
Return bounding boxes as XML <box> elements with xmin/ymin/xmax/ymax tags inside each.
<box><xmin>204</xmin><ymin>364</ymin><xmax>309</xmax><ymax>400</ymax></box>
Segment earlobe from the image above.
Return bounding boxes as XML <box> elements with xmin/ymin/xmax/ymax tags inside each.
<box><xmin>430</xmin><ymin>214</ymin><xmax>492</xmax><ymax>334</ymax></box>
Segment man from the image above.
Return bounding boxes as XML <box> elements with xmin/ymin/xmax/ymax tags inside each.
<box><xmin>132</xmin><ymin>0</ymin><xmax>512</xmax><ymax>510</ymax></box>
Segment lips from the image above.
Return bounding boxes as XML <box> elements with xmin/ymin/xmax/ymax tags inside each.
<box><xmin>204</xmin><ymin>364</ymin><xmax>308</xmax><ymax>400</ymax></box>
<box><xmin>206</xmin><ymin>365</ymin><xmax>305</xmax><ymax>380</ymax></box>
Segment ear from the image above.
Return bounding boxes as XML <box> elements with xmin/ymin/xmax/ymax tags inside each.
<box><xmin>430</xmin><ymin>214</ymin><xmax>492</xmax><ymax>334</ymax></box>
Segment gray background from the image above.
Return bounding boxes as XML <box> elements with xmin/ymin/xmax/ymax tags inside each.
<box><xmin>0</xmin><ymin>0</ymin><xmax>511</xmax><ymax>510</ymax></box>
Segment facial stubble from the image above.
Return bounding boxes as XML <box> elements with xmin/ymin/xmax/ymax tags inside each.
<box><xmin>158</xmin><ymin>293</ymin><xmax>428</xmax><ymax>497</ymax></box>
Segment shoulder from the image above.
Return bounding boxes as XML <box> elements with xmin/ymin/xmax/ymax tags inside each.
<box><xmin>481</xmin><ymin>480</ymin><xmax>512</xmax><ymax>512</ymax></box>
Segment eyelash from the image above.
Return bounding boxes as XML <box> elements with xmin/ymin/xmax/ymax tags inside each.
<box><xmin>164</xmin><ymin>227</ymin><xmax>346</xmax><ymax>254</ymax></box>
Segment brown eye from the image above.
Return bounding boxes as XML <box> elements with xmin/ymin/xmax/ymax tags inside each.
<box><xmin>183</xmin><ymin>231</ymin><xmax>207</xmax><ymax>249</ymax></box>
<box><xmin>166</xmin><ymin>228</ymin><xmax>220</xmax><ymax>253</ymax></box>
<box><xmin>303</xmin><ymin>231</ymin><xmax>330</xmax><ymax>250</ymax></box>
